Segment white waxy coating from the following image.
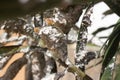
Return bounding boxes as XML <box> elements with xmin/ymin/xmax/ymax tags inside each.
<box><xmin>39</xmin><ymin>26</ymin><xmax>62</xmax><ymax>41</ymax></box>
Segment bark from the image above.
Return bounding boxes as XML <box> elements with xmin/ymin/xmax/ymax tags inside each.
<box><xmin>0</xmin><ymin>56</ymin><xmax>27</xmax><ymax>80</ymax></box>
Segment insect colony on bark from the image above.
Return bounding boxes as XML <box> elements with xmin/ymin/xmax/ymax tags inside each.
<box><xmin>0</xmin><ymin>4</ymin><xmax>95</xmax><ymax>80</ymax></box>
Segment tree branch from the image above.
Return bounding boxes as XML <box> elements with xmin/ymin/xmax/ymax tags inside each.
<box><xmin>0</xmin><ymin>56</ymin><xmax>27</xmax><ymax>80</ymax></box>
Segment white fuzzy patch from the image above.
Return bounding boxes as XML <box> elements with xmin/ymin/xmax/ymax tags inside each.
<box><xmin>0</xmin><ymin>56</ymin><xmax>9</xmax><ymax>69</ymax></box>
<box><xmin>1</xmin><ymin>25</ymin><xmax>5</xmax><ymax>29</ymax></box>
<box><xmin>76</xmin><ymin>51</ymin><xmax>87</xmax><ymax>61</ymax></box>
<box><xmin>108</xmin><ymin>63</ymin><xmax>114</xmax><ymax>70</ymax></box>
<box><xmin>39</xmin><ymin>26</ymin><xmax>62</xmax><ymax>41</ymax></box>
<box><xmin>20</xmin><ymin>46</ymin><xmax>30</xmax><ymax>53</ymax></box>
<box><xmin>68</xmin><ymin>28</ymin><xmax>78</xmax><ymax>42</ymax></box>
<box><xmin>46</xmin><ymin>65</ymin><xmax>53</xmax><ymax>74</ymax></box>
<box><xmin>31</xmin><ymin>56</ymin><xmax>41</xmax><ymax>80</ymax></box>
<box><xmin>35</xmin><ymin>14</ymin><xmax>41</xmax><ymax>21</ymax></box>
<box><xmin>53</xmin><ymin>8</ymin><xmax>67</xmax><ymax>25</ymax></box>
<box><xmin>0</xmin><ymin>32</ymin><xmax>7</xmax><ymax>43</ymax></box>
<box><xmin>65</xmin><ymin>58</ymin><xmax>71</xmax><ymax>65</ymax></box>
<box><xmin>41</xmin><ymin>73</ymin><xmax>56</xmax><ymax>80</ymax></box>
<box><xmin>45</xmin><ymin>50</ymin><xmax>53</xmax><ymax>57</ymax></box>
<box><xmin>32</xmin><ymin>63</ymin><xmax>40</xmax><ymax>73</ymax></box>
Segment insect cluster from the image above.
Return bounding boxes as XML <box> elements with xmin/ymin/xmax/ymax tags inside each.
<box><xmin>0</xmin><ymin>4</ymin><xmax>95</xmax><ymax>80</ymax></box>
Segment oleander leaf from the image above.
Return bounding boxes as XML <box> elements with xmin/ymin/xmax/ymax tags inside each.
<box><xmin>92</xmin><ymin>24</ymin><xmax>115</xmax><ymax>36</ymax></box>
<box><xmin>100</xmin><ymin>19</ymin><xmax>120</xmax><ymax>79</ymax></box>
<box><xmin>0</xmin><ymin>45</ymin><xmax>20</xmax><ymax>56</ymax></box>
<box><xmin>101</xmin><ymin>60</ymin><xmax>114</xmax><ymax>80</ymax></box>
<box><xmin>103</xmin><ymin>9</ymin><xmax>113</xmax><ymax>16</ymax></box>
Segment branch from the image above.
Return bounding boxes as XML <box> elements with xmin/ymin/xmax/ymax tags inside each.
<box><xmin>0</xmin><ymin>56</ymin><xmax>27</xmax><ymax>80</ymax></box>
<box><xmin>55</xmin><ymin>58</ymin><xmax>93</xmax><ymax>80</ymax></box>
<box><xmin>0</xmin><ymin>55</ymin><xmax>14</xmax><ymax>70</ymax></box>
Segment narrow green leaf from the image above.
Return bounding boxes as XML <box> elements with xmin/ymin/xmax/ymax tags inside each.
<box><xmin>102</xmin><ymin>20</ymin><xmax>120</xmax><ymax>68</ymax></box>
<box><xmin>101</xmin><ymin>66</ymin><xmax>112</xmax><ymax>80</ymax></box>
<box><xmin>103</xmin><ymin>9</ymin><xmax>113</xmax><ymax>16</ymax></box>
<box><xmin>101</xmin><ymin>60</ymin><xmax>114</xmax><ymax>80</ymax></box>
<box><xmin>0</xmin><ymin>45</ymin><xmax>20</xmax><ymax>56</ymax></box>
<box><xmin>102</xmin><ymin>33</ymin><xmax>120</xmax><ymax>68</ymax></box>
<box><xmin>92</xmin><ymin>24</ymin><xmax>116</xmax><ymax>36</ymax></box>
<box><xmin>100</xmin><ymin>19</ymin><xmax>120</xmax><ymax>78</ymax></box>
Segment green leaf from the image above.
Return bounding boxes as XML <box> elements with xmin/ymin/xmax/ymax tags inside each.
<box><xmin>102</xmin><ymin>20</ymin><xmax>120</xmax><ymax>66</ymax></box>
<box><xmin>103</xmin><ymin>9</ymin><xmax>113</xmax><ymax>16</ymax></box>
<box><xmin>92</xmin><ymin>24</ymin><xmax>115</xmax><ymax>36</ymax></box>
<box><xmin>101</xmin><ymin>60</ymin><xmax>114</xmax><ymax>80</ymax></box>
<box><xmin>0</xmin><ymin>45</ymin><xmax>20</xmax><ymax>56</ymax></box>
<box><xmin>114</xmin><ymin>64</ymin><xmax>120</xmax><ymax>80</ymax></box>
<box><xmin>100</xmin><ymin>19</ymin><xmax>120</xmax><ymax>78</ymax></box>
<box><xmin>102</xmin><ymin>33</ymin><xmax>120</xmax><ymax>68</ymax></box>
